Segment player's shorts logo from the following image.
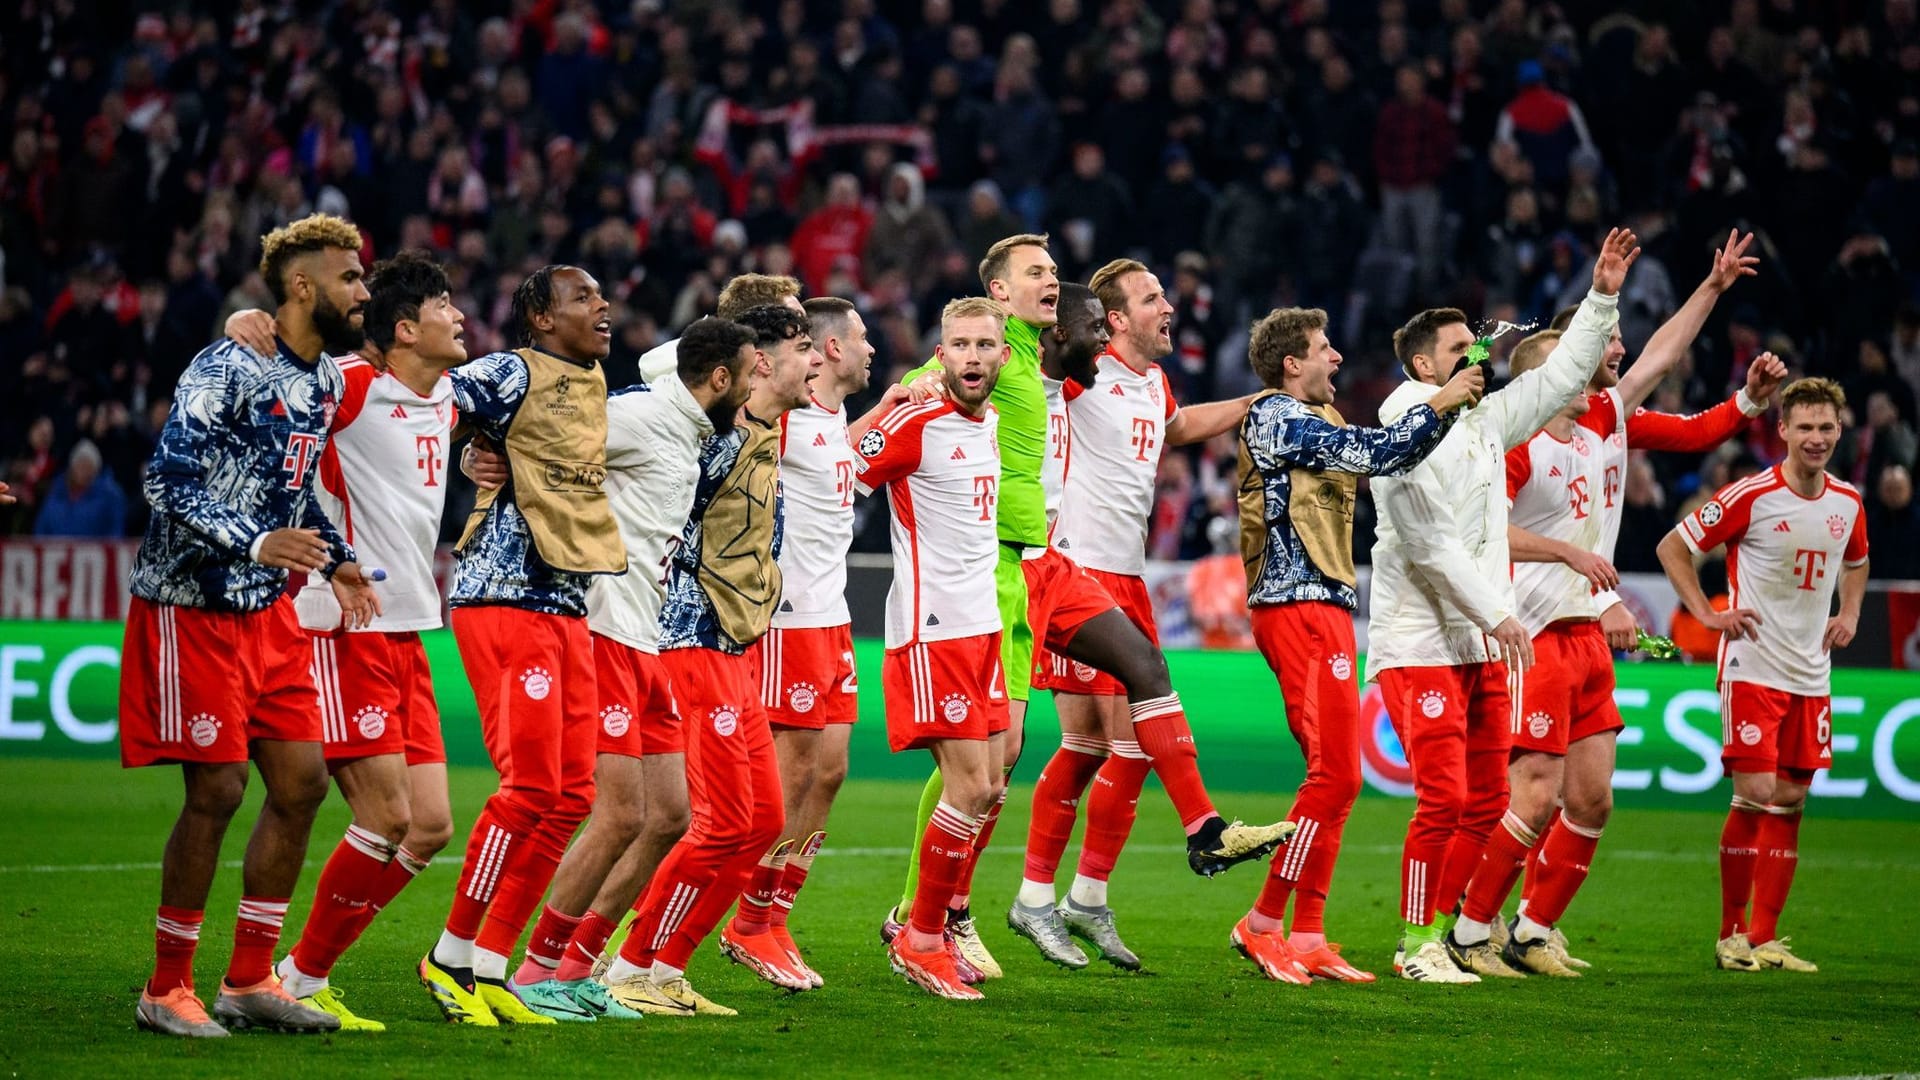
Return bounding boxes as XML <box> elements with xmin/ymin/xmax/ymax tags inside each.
<box><xmin>601</xmin><ymin>705</ymin><xmax>632</xmax><ymax>738</ymax></box>
<box><xmin>940</xmin><ymin>693</ymin><xmax>971</xmax><ymax>724</ymax></box>
<box><xmin>787</xmin><ymin>683</ymin><xmax>817</xmax><ymax>713</ymax></box>
<box><xmin>1737</xmin><ymin>722</ymin><xmax>1762</xmax><ymax>746</ymax></box>
<box><xmin>521</xmin><ymin>667</ymin><xmax>552</xmax><ymax>701</ymax></box>
<box><xmin>1699</xmin><ymin>500</ymin><xmax>1724</xmax><ymax>527</ymax></box>
<box><xmin>712</xmin><ymin>706</ymin><xmax>739</xmax><ymax>737</ymax></box>
<box><xmin>1527</xmin><ymin>711</ymin><xmax>1553</xmax><ymax>739</ymax></box>
<box><xmin>1419</xmin><ymin>690</ymin><xmax>1447</xmax><ymax>719</ymax></box>
<box><xmin>354</xmin><ymin>706</ymin><xmax>388</xmax><ymax>741</ymax></box>
<box><xmin>1071</xmin><ymin>660</ymin><xmax>1098</xmax><ymax>683</ymax></box>
<box><xmin>858</xmin><ymin>429</ymin><xmax>886</xmax><ymax>457</ymax></box>
<box><xmin>1329</xmin><ymin>653</ymin><xmax>1353</xmax><ymax>681</ymax></box>
<box><xmin>188</xmin><ymin>713</ymin><xmax>220</xmax><ymax>748</ymax></box>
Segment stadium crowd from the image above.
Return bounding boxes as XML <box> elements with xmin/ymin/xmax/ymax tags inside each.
<box><xmin>2</xmin><ymin>0</ymin><xmax>1918</xmax><ymax>576</ymax></box>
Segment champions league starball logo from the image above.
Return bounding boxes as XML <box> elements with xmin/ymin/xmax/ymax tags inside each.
<box><xmin>1358</xmin><ymin>686</ymin><xmax>1414</xmax><ymax>797</ymax></box>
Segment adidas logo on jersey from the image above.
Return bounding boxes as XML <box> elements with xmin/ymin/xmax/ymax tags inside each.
<box><xmin>1548</xmin><ymin>465</ymin><xmax>1563</xmax><ymax>477</ymax></box>
<box><xmin>813</xmin><ymin>433</ymin><xmax>829</xmax><ymax>447</ymax></box>
<box><xmin>951</xmin><ymin>446</ymin><xmax>967</xmax><ymax>460</ymax></box>
<box><xmin>391</xmin><ymin>405</ymin><xmax>408</xmax><ymax>419</ymax></box>
<box><xmin>1109</xmin><ymin>385</ymin><xmax>1126</xmax><ymax>396</ymax></box>
<box><xmin>270</xmin><ymin>399</ymin><xmax>288</xmax><ymax>417</ymax></box>
<box><xmin>1774</xmin><ymin>520</ymin><xmax>1793</xmax><ymax>533</ymax></box>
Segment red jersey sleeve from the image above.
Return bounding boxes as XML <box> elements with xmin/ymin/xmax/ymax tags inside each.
<box><xmin>1158</xmin><ymin>366</ymin><xmax>1179</xmax><ymax>420</ymax></box>
<box><xmin>1844</xmin><ymin>492</ymin><xmax>1870</xmax><ymax>565</ymax></box>
<box><xmin>1061</xmin><ymin>377</ymin><xmax>1087</xmax><ymax>403</ymax></box>
<box><xmin>1575</xmin><ymin>389</ymin><xmax>1621</xmax><ymax>438</ymax></box>
<box><xmin>1624</xmin><ymin>395</ymin><xmax>1749</xmax><ymax>453</ymax></box>
<box><xmin>330</xmin><ymin>359</ymin><xmax>376</xmax><ymax>434</ymax></box>
<box><xmin>1680</xmin><ymin>475</ymin><xmax>1761</xmax><ymax>554</ymax></box>
<box><xmin>853</xmin><ymin>401</ymin><xmax>933</xmax><ymax>493</ymax></box>
<box><xmin>1505</xmin><ymin>443</ymin><xmax>1533</xmax><ymax>505</ymax></box>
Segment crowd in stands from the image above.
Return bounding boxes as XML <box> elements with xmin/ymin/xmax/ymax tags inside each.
<box><xmin>2</xmin><ymin>0</ymin><xmax>1917</xmax><ymax>581</ymax></box>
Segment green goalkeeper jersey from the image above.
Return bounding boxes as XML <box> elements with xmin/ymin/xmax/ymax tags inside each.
<box><xmin>907</xmin><ymin>315</ymin><xmax>1047</xmax><ymax>547</ymax></box>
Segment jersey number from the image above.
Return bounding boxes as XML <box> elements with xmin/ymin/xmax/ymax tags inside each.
<box><xmin>1792</xmin><ymin>548</ymin><xmax>1828</xmax><ymax>591</ymax></box>
<box><xmin>972</xmin><ymin>475</ymin><xmax>998</xmax><ymax>522</ymax></box>
<box><xmin>282</xmin><ymin>432</ymin><xmax>320</xmax><ymax>489</ymax></box>
<box><xmin>840</xmin><ymin>649</ymin><xmax>859</xmax><ymax>693</ymax></box>
<box><xmin>416</xmin><ymin>435</ymin><xmax>444</xmax><ymax>487</ymax></box>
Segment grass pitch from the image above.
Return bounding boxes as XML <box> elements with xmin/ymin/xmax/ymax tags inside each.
<box><xmin>1</xmin><ymin>759</ymin><xmax>1914</xmax><ymax>1078</ymax></box>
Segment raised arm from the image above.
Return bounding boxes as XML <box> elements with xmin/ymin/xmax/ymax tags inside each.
<box><xmin>1616</xmin><ymin>230</ymin><xmax>1760</xmax><ymax>413</ymax></box>
<box><xmin>1485</xmin><ymin>228</ymin><xmax>1635</xmax><ymax>449</ymax></box>
<box><xmin>1254</xmin><ymin>401</ymin><xmax>1450</xmax><ymax>477</ymax></box>
<box><xmin>1627</xmin><ymin>352</ymin><xmax>1785</xmax><ymax>452</ymax></box>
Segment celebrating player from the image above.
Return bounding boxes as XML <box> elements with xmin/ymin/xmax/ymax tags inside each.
<box><xmin>1659</xmin><ymin>378</ymin><xmax>1867</xmax><ymax>974</ymax></box>
<box><xmin>638</xmin><ymin>273</ymin><xmax>805</xmax><ymax>383</ymax></box>
<box><xmin>1448</xmin><ymin>232</ymin><xmax>1770</xmax><ymax>978</ymax></box>
<box><xmin>120</xmin><ymin>213</ymin><xmax>378</xmax><ymax>1036</ymax></box>
<box><xmin>857</xmin><ymin>297</ymin><xmax>1011</xmax><ymax>1000</ymax></box>
<box><xmin>723</xmin><ymin>297</ymin><xmax>873</xmax><ymax>988</ymax></box>
<box><xmin>1367</xmin><ymin>227</ymin><xmax>1636</xmax><ymax>983</ymax></box>
<box><xmin>418</xmin><ymin>266</ymin><xmax>628</xmax><ymax>1025</ymax></box>
<box><xmin>612</xmin><ymin>304</ymin><xmax>820</xmax><ymax>1015</ymax></box>
<box><xmin>1231</xmin><ymin>307</ymin><xmax>1482</xmax><ymax>985</ymax></box>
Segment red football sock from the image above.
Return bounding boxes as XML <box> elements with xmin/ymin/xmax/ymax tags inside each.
<box><xmin>366</xmin><ymin>845</ymin><xmax>431</xmax><ymax>916</ymax></box>
<box><xmin>616</xmin><ymin>862</ymin><xmax>677</xmax><ymax>970</ymax></box>
<box><xmin>731</xmin><ymin>840</ymin><xmax>793</xmax><ymax>936</ymax></box>
<box><xmin>1462</xmin><ymin>812</ymin><xmax>1539</xmax><ymax>924</ymax></box>
<box><xmin>149</xmin><ymin>906</ymin><xmax>203</xmax><ymax>995</ymax></box>
<box><xmin>912</xmin><ymin>802</ymin><xmax>980</xmax><ymax>939</ymax></box>
<box><xmin>289</xmin><ymin>824</ymin><xmax>397</xmax><ymax>980</ymax></box>
<box><xmin>771</xmin><ymin>832</ymin><xmax>825</xmax><ymax>929</ymax></box>
<box><xmin>512</xmin><ymin>904</ymin><xmax>585</xmax><ymax>985</ymax></box>
<box><xmin>1434</xmin><ymin>828</ymin><xmax>1492</xmax><ymax>920</ymax></box>
<box><xmin>225</xmin><ymin>896</ymin><xmax>289</xmax><ymax>987</ymax></box>
<box><xmin>952</xmin><ymin>789</ymin><xmax>1006</xmax><ymax>906</ymax></box>
<box><xmin>553</xmin><ymin>910</ymin><xmax>618</xmax><ymax>982</ymax></box>
<box><xmin>1023</xmin><ymin>739</ymin><xmax>1108</xmax><ymax>883</ymax></box>
<box><xmin>1519</xmin><ymin>806</ymin><xmax>1560</xmax><ymax>913</ymax></box>
<box><xmin>1719</xmin><ymin>799</ymin><xmax>1766</xmax><ymax>938</ymax></box>
<box><xmin>474</xmin><ymin>806</ymin><xmax>581</xmax><ymax>959</ymax></box>
<box><xmin>1746</xmin><ymin>806</ymin><xmax>1802</xmax><ymax>945</ymax></box>
<box><xmin>1130</xmin><ymin>694</ymin><xmax>1217</xmax><ymax>830</ymax></box>
<box><xmin>1290</xmin><ymin>889</ymin><xmax>1327</xmax><ymax>936</ymax></box>
<box><xmin>1525</xmin><ymin>815</ymin><xmax>1602</xmax><ymax>926</ymax></box>
<box><xmin>1077</xmin><ymin>746</ymin><xmax>1151</xmax><ymax>880</ymax></box>
<box><xmin>446</xmin><ymin>797</ymin><xmax>540</xmax><ymax>939</ymax></box>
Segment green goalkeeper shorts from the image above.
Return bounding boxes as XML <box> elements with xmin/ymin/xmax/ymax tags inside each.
<box><xmin>996</xmin><ymin>543</ymin><xmax>1034</xmax><ymax>703</ymax></box>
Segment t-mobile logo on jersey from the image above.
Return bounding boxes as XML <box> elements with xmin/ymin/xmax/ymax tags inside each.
<box><xmin>1793</xmin><ymin>548</ymin><xmax>1829</xmax><ymax>591</ymax></box>
<box><xmin>834</xmin><ymin>459</ymin><xmax>855</xmax><ymax>508</ymax></box>
<box><xmin>1130</xmin><ymin>417</ymin><xmax>1157</xmax><ymax>462</ymax></box>
<box><xmin>1603</xmin><ymin>464</ymin><xmax>1621</xmax><ymax>509</ymax></box>
<box><xmin>971</xmin><ymin>475</ymin><xmax>998</xmax><ymax>521</ymax></box>
<box><xmin>1566</xmin><ymin>475</ymin><xmax>1592</xmax><ymax>520</ymax></box>
<box><xmin>1049</xmin><ymin>413</ymin><xmax>1068</xmax><ymax>459</ymax></box>
<box><xmin>281</xmin><ymin>432</ymin><xmax>320</xmax><ymax>489</ymax></box>
<box><xmin>416</xmin><ymin>435</ymin><xmax>444</xmax><ymax>486</ymax></box>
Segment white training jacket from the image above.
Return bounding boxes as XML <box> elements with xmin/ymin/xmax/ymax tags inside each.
<box><xmin>1365</xmin><ymin>288</ymin><xmax>1618</xmax><ymax>680</ymax></box>
<box><xmin>586</xmin><ymin>373</ymin><xmax>715</xmax><ymax>653</ymax></box>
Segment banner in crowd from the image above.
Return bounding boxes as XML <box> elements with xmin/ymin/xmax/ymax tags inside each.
<box><xmin>5</xmin><ymin>620</ymin><xmax>1915</xmax><ymax>818</ymax></box>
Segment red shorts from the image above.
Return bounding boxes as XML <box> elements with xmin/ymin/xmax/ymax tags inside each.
<box><xmin>1035</xmin><ymin>569</ymin><xmax>1155</xmax><ymax>695</ymax></box>
<box><xmin>757</xmin><ymin>624</ymin><xmax>859</xmax><ymax>729</ymax></box>
<box><xmin>1510</xmin><ymin>621</ymin><xmax>1622</xmax><ymax>756</ymax></box>
<box><xmin>882</xmin><ymin>633</ymin><xmax>1009</xmax><ymax>752</ymax></box>
<box><xmin>1377</xmin><ymin>659</ymin><xmax>1515</xmax><ymax>770</ymax></box>
<box><xmin>593</xmin><ymin>634</ymin><xmax>683</xmax><ymax>758</ymax></box>
<box><xmin>1023</xmin><ymin>548</ymin><xmax>1114</xmax><ymax>654</ymax></box>
<box><xmin>657</xmin><ymin>645</ymin><xmax>769</xmax><ymax>751</ymax></box>
<box><xmin>450</xmin><ymin>606</ymin><xmax>597</xmax><ymax>802</ymax></box>
<box><xmin>309</xmin><ymin>629</ymin><xmax>446</xmax><ymax>766</ymax></box>
<box><xmin>1721</xmin><ymin>682</ymin><xmax>1832</xmax><ymax>777</ymax></box>
<box><xmin>119</xmin><ymin>596</ymin><xmax>320</xmax><ymax>768</ymax></box>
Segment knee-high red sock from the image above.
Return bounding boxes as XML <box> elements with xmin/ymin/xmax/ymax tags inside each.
<box><xmin>1077</xmin><ymin>745</ymin><xmax>1152</xmax><ymax>880</ymax></box>
<box><xmin>289</xmin><ymin>824</ymin><xmax>398</xmax><ymax>980</ymax></box>
<box><xmin>912</xmin><ymin>802</ymin><xmax>981</xmax><ymax>938</ymax></box>
<box><xmin>225</xmin><ymin>897</ymin><xmax>289</xmax><ymax>987</ymax></box>
<box><xmin>1719</xmin><ymin>798</ymin><xmax>1766</xmax><ymax>938</ymax></box>
<box><xmin>1462</xmin><ymin>812</ymin><xmax>1540</xmax><ymax>924</ymax></box>
<box><xmin>770</xmin><ymin>831</ymin><xmax>824</xmax><ymax>929</ymax></box>
<box><xmin>447</xmin><ymin>796</ymin><xmax>541</xmax><ymax>939</ymax></box>
<box><xmin>953</xmin><ymin>790</ymin><xmax>1006</xmax><ymax>905</ymax></box>
<box><xmin>1023</xmin><ymin>737</ymin><xmax>1108</xmax><ymax>883</ymax></box>
<box><xmin>1291</xmin><ymin>890</ymin><xmax>1326</xmax><ymax>936</ymax></box>
<box><xmin>1434</xmin><ymin>828</ymin><xmax>1491</xmax><ymax>920</ymax></box>
<box><xmin>365</xmin><ymin>845</ymin><xmax>431</xmax><ymax>917</ymax></box>
<box><xmin>553</xmin><ymin>909</ymin><xmax>618</xmax><ymax>982</ymax></box>
<box><xmin>1518</xmin><ymin>806</ymin><xmax>1558</xmax><ymax>914</ymax></box>
<box><xmin>1746</xmin><ymin>806</ymin><xmax>1802</xmax><ymax>945</ymax></box>
<box><xmin>475</xmin><ymin>807</ymin><xmax>582</xmax><ymax>958</ymax></box>
<box><xmin>150</xmin><ymin>907</ymin><xmax>203</xmax><ymax>995</ymax></box>
<box><xmin>730</xmin><ymin>839</ymin><xmax>794</xmax><ymax>935</ymax></box>
<box><xmin>1130</xmin><ymin>694</ymin><xmax>1217</xmax><ymax>830</ymax></box>
<box><xmin>1524</xmin><ymin>815</ymin><xmax>1602</xmax><ymax>926</ymax></box>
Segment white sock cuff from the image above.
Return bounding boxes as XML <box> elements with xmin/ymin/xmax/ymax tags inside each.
<box><xmin>236</xmin><ymin>898</ymin><xmax>289</xmax><ymax>929</ymax></box>
<box><xmin>1730</xmin><ymin>795</ymin><xmax>1767</xmax><ymax>814</ymax></box>
<box><xmin>1500</xmin><ymin>810</ymin><xmax>1540</xmax><ymax>846</ymax></box>
<box><xmin>931</xmin><ymin>801</ymin><xmax>982</xmax><ymax>840</ymax></box>
<box><xmin>1763</xmin><ymin>803</ymin><xmax>1803</xmax><ymax>817</ymax></box>
<box><xmin>1128</xmin><ymin>693</ymin><xmax>1182</xmax><ymax>723</ymax></box>
<box><xmin>344</xmin><ymin>823</ymin><xmax>399</xmax><ymax>861</ymax></box>
<box><xmin>1561</xmin><ymin>816</ymin><xmax>1604</xmax><ymax>840</ymax></box>
<box><xmin>395</xmin><ymin>846</ymin><xmax>432</xmax><ymax>874</ymax></box>
<box><xmin>1060</xmin><ymin>732</ymin><xmax>1112</xmax><ymax>757</ymax></box>
<box><xmin>1111</xmin><ymin>738</ymin><xmax>1148</xmax><ymax>760</ymax></box>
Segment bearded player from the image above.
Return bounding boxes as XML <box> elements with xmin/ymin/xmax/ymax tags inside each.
<box><xmin>1660</xmin><ymin>378</ymin><xmax>1867</xmax><ymax>975</ymax></box>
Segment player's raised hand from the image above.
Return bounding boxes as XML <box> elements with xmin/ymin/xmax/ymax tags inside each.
<box><xmin>1490</xmin><ymin>615</ymin><xmax>1536</xmax><ymax>671</ymax></box>
<box><xmin>1705</xmin><ymin>229</ymin><xmax>1761</xmax><ymax>293</ymax></box>
<box><xmin>225</xmin><ymin>309</ymin><xmax>278</xmax><ymax>355</ymax></box>
<box><xmin>1704</xmin><ymin>606</ymin><xmax>1763</xmax><ymax>641</ymax></box>
<box><xmin>1564</xmin><ymin>549</ymin><xmax>1620</xmax><ymax>592</ymax></box>
<box><xmin>1744</xmin><ymin>351</ymin><xmax>1788</xmax><ymax>405</ymax></box>
<box><xmin>462</xmin><ymin>443</ymin><xmax>509</xmax><ymax>491</ymax></box>
<box><xmin>1599</xmin><ymin>600</ymin><xmax>1638</xmax><ymax>652</ymax></box>
<box><xmin>905</xmin><ymin>371</ymin><xmax>951</xmax><ymax>404</ymax></box>
<box><xmin>1430</xmin><ymin>364</ymin><xmax>1486</xmax><ymax>414</ymax></box>
<box><xmin>1590</xmin><ymin>227</ymin><xmax>1641</xmax><ymax>296</ymax></box>
<box><xmin>256</xmin><ymin>528</ymin><xmax>332</xmax><ymax>573</ymax></box>
<box><xmin>1823</xmin><ymin>611</ymin><xmax>1858</xmax><ymax>652</ymax></box>
<box><xmin>329</xmin><ymin>562</ymin><xmax>384</xmax><ymax>630</ymax></box>
<box><xmin>875</xmin><ymin>382</ymin><xmax>915</xmax><ymax>411</ymax></box>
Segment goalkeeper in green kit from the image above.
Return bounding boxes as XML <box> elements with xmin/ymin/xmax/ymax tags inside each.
<box><xmin>869</xmin><ymin>234</ymin><xmax>1292</xmax><ymax>980</ymax></box>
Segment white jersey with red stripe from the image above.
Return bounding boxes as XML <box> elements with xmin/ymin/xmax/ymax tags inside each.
<box><xmin>773</xmin><ymin>399</ymin><xmax>857</xmax><ymax>629</ymax></box>
<box><xmin>309</xmin><ymin>357</ymin><xmax>455</xmax><ymax>631</ymax></box>
<box><xmin>1041</xmin><ymin>373</ymin><xmax>1070</xmax><ymax>530</ymax></box>
<box><xmin>1505</xmin><ymin>390</ymin><xmax>1621</xmax><ymax>635</ymax></box>
<box><xmin>853</xmin><ymin>398</ymin><xmax>1002</xmax><ymax>647</ymax></box>
<box><xmin>1050</xmin><ymin>350</ymin><xmax>1178</xmax><ymax>576</ymax></box>
<box><xmin>1679</xmin><ymin>465</ymin><xmax>1869</xmax><ymax>695</ymax></box>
